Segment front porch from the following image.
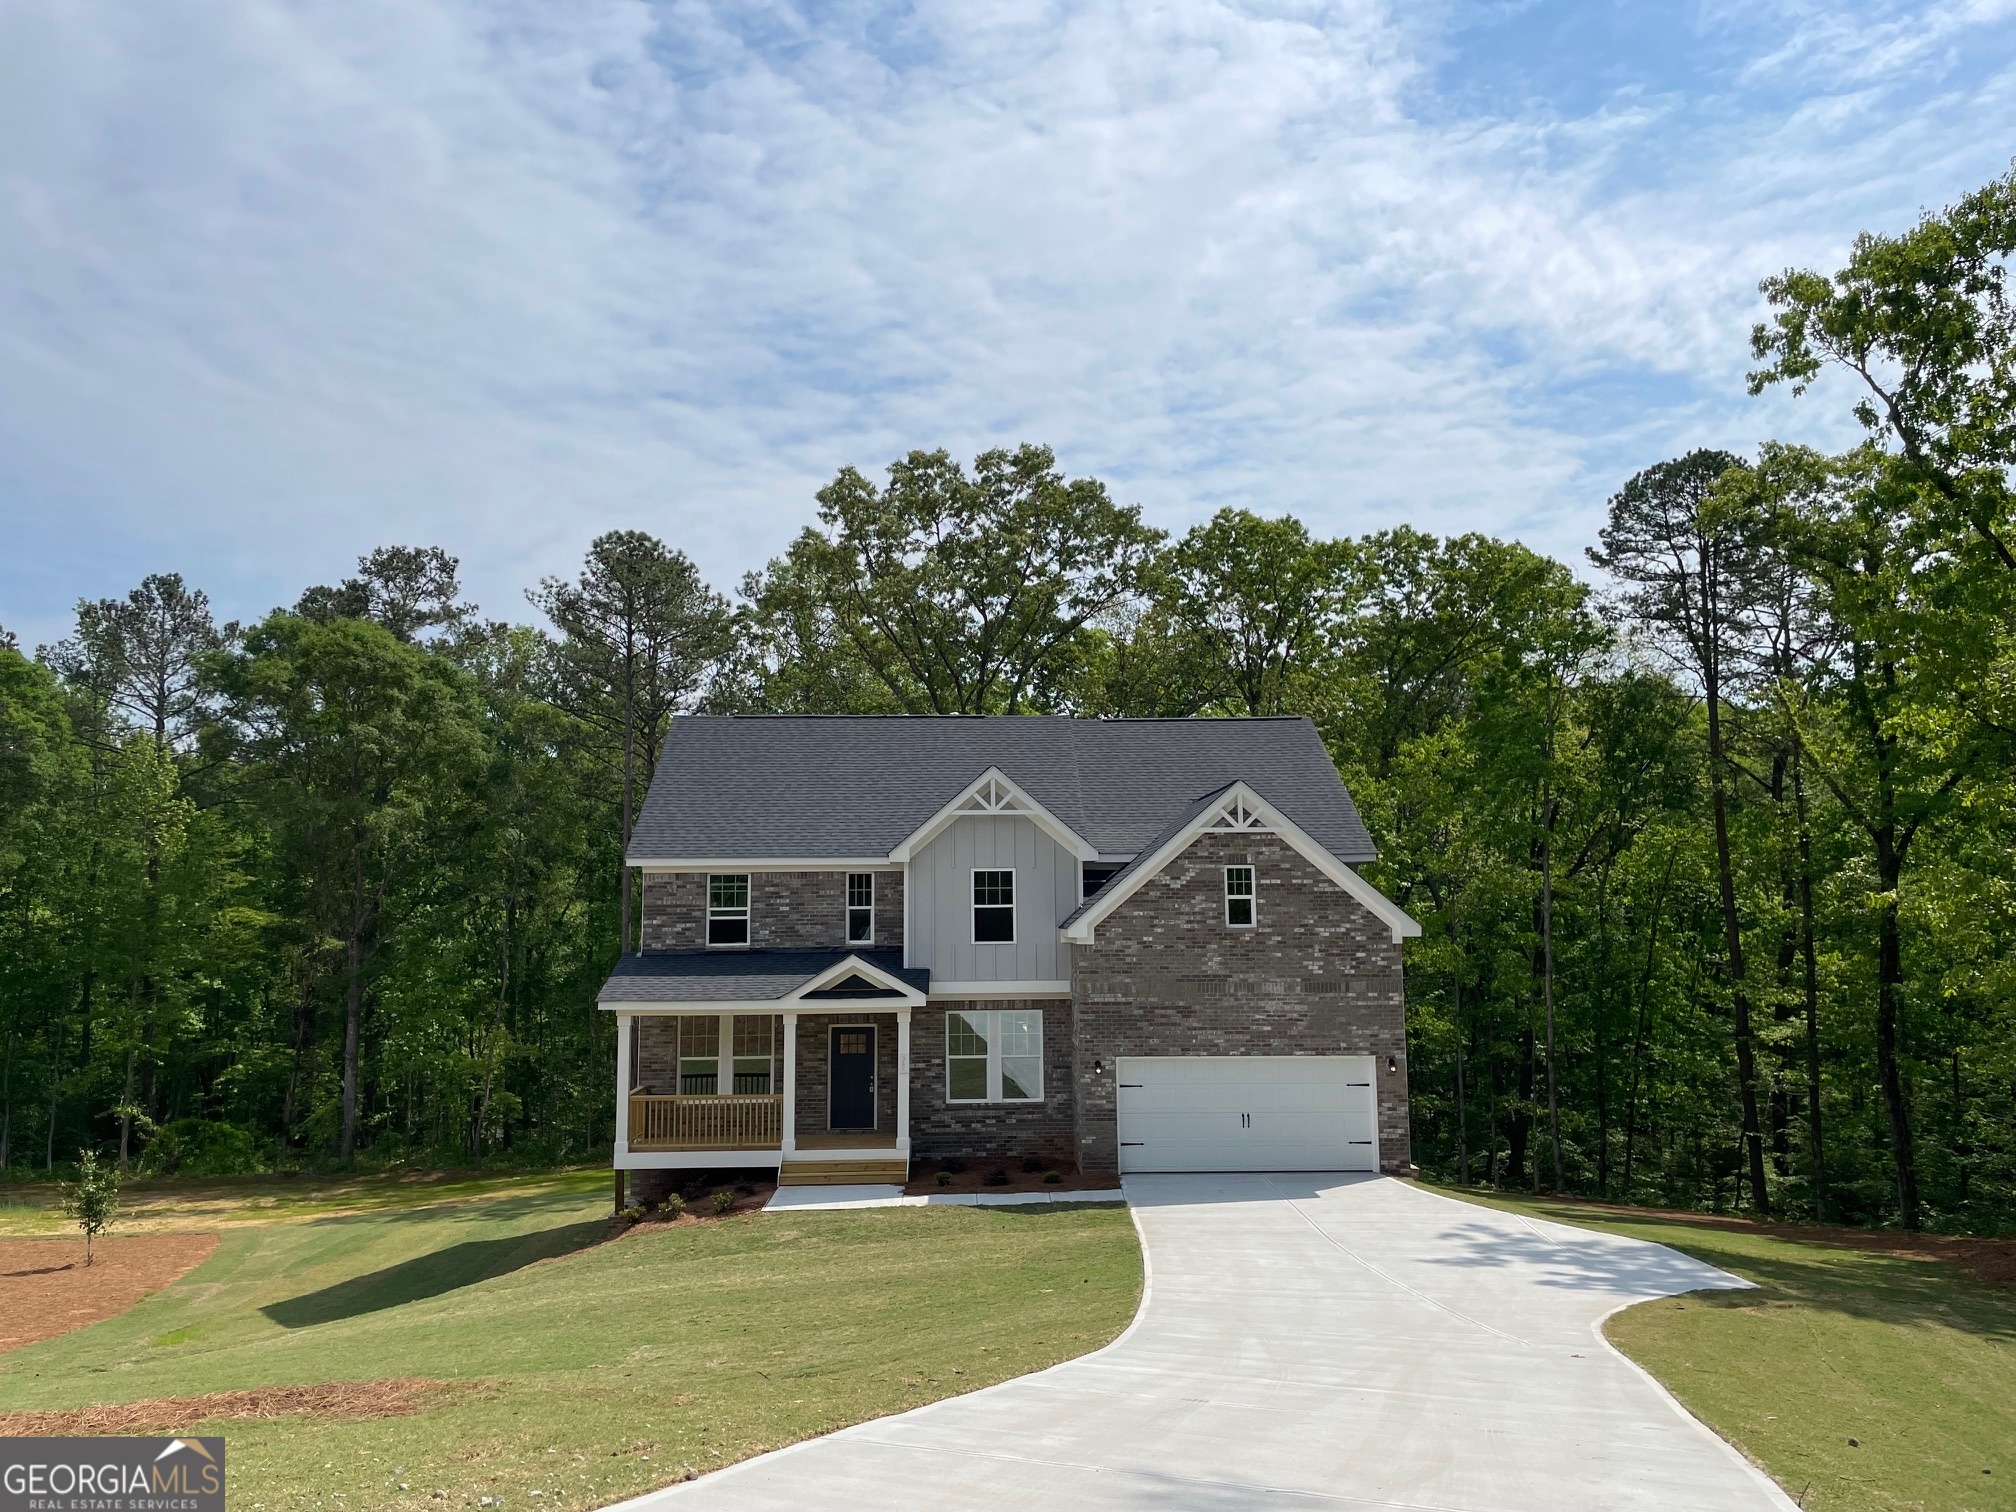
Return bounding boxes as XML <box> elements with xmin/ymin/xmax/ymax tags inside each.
<box><xmin>606</xmin><ymin>949</ymin><xmax>928</xmax><ymax>1190</ymax></box>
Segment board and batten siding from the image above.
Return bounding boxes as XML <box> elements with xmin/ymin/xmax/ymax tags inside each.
<box><xmin>907</xmin><ymin>815</ymin><xmax>1078</xmax><ymax>981</ymax></box>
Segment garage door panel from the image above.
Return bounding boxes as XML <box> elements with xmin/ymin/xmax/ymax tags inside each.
<box><xmin>1116</xmin><ymin>1056</ymin><xmax>1378</xmax><ymax>1173</ymax></box>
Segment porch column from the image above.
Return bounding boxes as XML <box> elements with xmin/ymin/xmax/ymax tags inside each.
<box><xmin>781</xmin><ymin>1013</ymin><xmax>798</xmax><ymax>1156</ymax></box>
<box><xmin>895</xmin><ymin>1007</ymin><xmax>912</xmax><ymax>1158</ymax></box>
<box><xmin>614</xmin><ymin>1011</ymin><xmax>633</xmax><ymax>1159</ymax></box>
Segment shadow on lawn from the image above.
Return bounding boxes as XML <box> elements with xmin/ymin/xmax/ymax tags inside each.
<box><xmin>262</xmin><ymin>1218</ymin><xmax>608</xmax><ymax>1328</ymax></box>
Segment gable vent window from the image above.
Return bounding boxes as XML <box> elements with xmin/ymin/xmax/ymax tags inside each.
<box><xmin>707</xmin><ymin>874</ymin><xmax>750</xmax><ymax>946</ymax></box>
<box><xmin>972</xmin><ymin>869</ymin><xmax>1016</xmax><ymax>943</ymax></box>
<box><xmin>846</xmin><ymin>873</ymin><xmax>875</xmax><ymax>944</ymax></box>
<box><xmin>1225</xmin><ymin>866</ymin><xmax>1256</xmax><ymax>928</ymax></box>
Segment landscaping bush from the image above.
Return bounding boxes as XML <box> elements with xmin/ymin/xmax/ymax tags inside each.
<box><xmin>661</xmin><ymin>1193</ymin><xmax>685</xmax><ymax>1219</ymax></box>
<box><xmin>1043</xmin><ymin>1170</ymin><xmax>1063</xmax><ymax>1184</ymax></box>
<box><xmin>1021</xmin><ymin>1155</ymin><xmax>1046</xmax><ymax>1174</ymax></box>
<box><xmin>983</xmin><ymin>1168</ymin><xmax>1011</xmax><ymax>1186</ymax></box>
<box><xmin>711</xmin><ymin>1189</ymin><xmax>737</xmax><ymax>1215</ymax></box>
<box><xmin>618</xmin><ymin>1204</ymin><xmax>646</xmax><ymax>1223</ymax></box>
<box><xmin>936</xmin><ymin>1170</ymin><xmax>954</xmax><ymax>1186</ymax></box>
<box><xmin>140</xmin><ymin>1118</ymin><xmax>263</xmax><ymax>1177</ymax></box>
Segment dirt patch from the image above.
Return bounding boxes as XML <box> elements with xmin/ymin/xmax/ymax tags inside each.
<box><xmin>903</xmin><ymin>1164</ymin><xmax>1122</xmax><ymax>1198</ymax></box>
<box><xmin>1477</xmin><ymin>1190</ymin><xmax>2016</xmax><ymax>1290</ymax></box>
<box><xmin>0</xmin><ymin>1233</ymin><xmax>219</xmax><ymax>1353</ymax></box>
<box><xmin>0</xmin><ymin>1378</ymin><xmax>473</xmax><ymax>1436</ymax></box>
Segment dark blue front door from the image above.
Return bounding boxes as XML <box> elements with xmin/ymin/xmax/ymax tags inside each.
<box><xmin>830</xmin><ymin>1026</ymin><xmax>875</xmax><ymax>1130</ymax></box>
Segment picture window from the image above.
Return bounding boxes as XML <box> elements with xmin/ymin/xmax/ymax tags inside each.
<box><xmin>944</xmin><ymin>1009</ymin><xmax>1042</xmax><ymax>1102</ymax></box>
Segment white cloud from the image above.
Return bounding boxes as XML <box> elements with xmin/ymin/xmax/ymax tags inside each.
<box><xmin>2</xmin><ymin>0</ymin><xmax>2012</xmax><ymax>646</ymax></box>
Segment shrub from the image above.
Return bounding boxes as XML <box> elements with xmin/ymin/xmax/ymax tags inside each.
<box><xmin>1020</xmin><ymin>1155</ymin><xmax>1046</xmax><ymax>1174</ymax></box>
<box><xmin>983</xmin><ymin>1168</ymin><xmax>1011</xmax><ymax>1187</ymax></box>
<box><xmin>935</xmin><ymin>1169</ymin><xmax>954</xmax><ymax>1186</ymax></box>
<box><xmin>661</xmin><ymin>1193</ymin><xmax>686</xmax><ymax>1220</ymax></box>
<box><xmin>1043</xmin><ymin>1170</ymin><xmax>1063</xmax><ymax>1184</ymax></box>
<box><xmin>618</xmin><ymin>1204</ymin><xmax>646</xmax><ymax>1223</ymax></box>
<box><xmin>140</xmin><ymin>1119</ymin><xmax>262</xmax><ymax>1178</ymax></box>
<box><xmin>711</xmin><ymin>1189</ymin><xmax>737</xmax><ymax>1216</ymax></box>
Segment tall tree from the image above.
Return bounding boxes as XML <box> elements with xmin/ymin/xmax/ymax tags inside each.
<box><xmin>746</xmin><ymin>445</ymin><xmax>1164</xmax><ymax>715</ymax></box>
<box><xmin>47</xmin><ymin>574</ymin><xmax>223</xmax><ymax>755</ymax></box>
<box><xmin>298</xmin><ymin>546</ymin><xmax>474</xmax><ymax>645</ymax></box>
<box><xmin>1589</xmin><ymin>450</ymin><xmax>1774</xmax><ymax>1215</ymax></box>
<box><xmin>531</xmin><ymin>533</ymin><xmax>731</xmax><ymax>953</ymax></box>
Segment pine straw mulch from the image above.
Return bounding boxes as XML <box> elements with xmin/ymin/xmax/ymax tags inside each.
<box><xmin>1497</xmin><ymin>1191</ymin><xmax>2016</xmax><ymax>1289</ymax></box>
<box><xmin>903</xmin><ymin>1165</ymin><xmax>1122</xmax><ymax>1197</ymax></box>
<box><xmin>0</xmin><ymin>1378</ymin><xmax>481</xmax><ymax>1436</ymax></box>
<box><xmin>0</xmin><ymin>1233</ymin><xmax>220</xmax><ymax>1353</ymax></box>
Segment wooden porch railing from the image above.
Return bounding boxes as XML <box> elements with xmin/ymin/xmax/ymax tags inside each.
<box><xmin>628</xmin><ymin>1094</ymin><xmax>782</xmax><ymax>1151</ymax></box>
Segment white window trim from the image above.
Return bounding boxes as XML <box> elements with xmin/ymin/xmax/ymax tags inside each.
<box><xmin>943</xmin><ymin>1007</ymin><xmax>1044</xmax><ymax>1104</ymax></box>
<box><xmin>846</xmin><ymin>872</ymin><xmax>875</xmax><ymax>946</ymax></box>
<box><xmin>971</xmin><ymin>867</ymin><xmax>1017</xmax><ymax>945</ymax></box>
<box><xmin>707</xmin><ymin>873</ymin><xmax>750</xmax><ymax>949</ymax></box>
<box><xmin>1225</xmin><ymin>865</ymin><xmax>1256</xmax><ymax>929</ymax></box>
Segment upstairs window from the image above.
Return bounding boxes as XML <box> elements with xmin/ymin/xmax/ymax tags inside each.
<box><xmin>1225</xmin><ymin>866</ymin><xmax>1256</xmax><ymax>928</ymax></box>
<box><xmin>708</xmin><ymin>874</ymin><xmax>750</xmax><ymax>946</ymax></box>
<box><xmin>972</xmin><ymin>870</ymin><xmax>1016</xmax><ymax>943</ymax></box>
<box><xmin>847</xmin><ymin>873</ymin><xmax>875</xmax><ymax>944</ymax></box>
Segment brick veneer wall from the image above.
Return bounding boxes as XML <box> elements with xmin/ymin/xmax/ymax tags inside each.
<box><xmin>1070</xmin><ymin>830</ymin><xmax>1411</xmax><ymax>1174</ymax></box>
<box><xmin>631</xmin><ymin>1014</ymin><xmax>783</xmax><ymax>1095</ymax></box>
<box><xmin>906</xmin><ymin>1001</ymin><xmax>1076</xmax><ymax>1164</ymax></box>
<box><xmin>791</xmin><ymin>1012</ymin><xmax>899</xmax><ymax>1135</ymax></box>
<box><xmin>639</xmin><ymin>870</ymin><xmax>905</xmax><ymax>952</ymax></box>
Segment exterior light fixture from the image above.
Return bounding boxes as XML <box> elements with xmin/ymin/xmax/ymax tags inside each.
<box><xmin>1093</xmin><ymin>1058</ymin><xmax>1106</xmax><ymax>1077</ymax></box>
<box><xmin>1386</xmin><ymin>1055</ymin><xmax>1399</xmax><ymax>1073</ymax></box>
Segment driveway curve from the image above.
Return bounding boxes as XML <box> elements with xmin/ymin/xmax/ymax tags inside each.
<box><xmin>633</xmin><ymin>1174</ymin><xmax>1795</xmax><ymax>1511</ymax></box>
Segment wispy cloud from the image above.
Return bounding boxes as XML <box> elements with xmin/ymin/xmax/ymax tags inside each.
<box><xmin>2</xmin><ymin>0</ymin><xmax>2011</xmax><ymax>645</ymax></box>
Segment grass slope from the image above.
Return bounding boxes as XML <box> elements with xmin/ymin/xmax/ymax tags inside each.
<box><xmin>1430</xmin><ymin>1184</ymin><xmax>2016</xmax><ymax>1512</ymax></box>
<box><xmin>1</xmin><ymin>1184</ymin><xmax>1142</xmax><ymax>1511</ymax></box>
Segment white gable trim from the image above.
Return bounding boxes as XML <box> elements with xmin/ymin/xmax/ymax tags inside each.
<box><xmin>887</xmin><ymin>765</ymin><xmax>1099</xmax><ymax>863</ymax></box>
<box><xmin>1060</xmin><ymin>781</ymin><xmax>1420</xmax><ymax>945</ymax></box>
<box><xmin>786</xmin><ymin>953</ymin><xmax>929</xmax><ymax>1005</ymax></box>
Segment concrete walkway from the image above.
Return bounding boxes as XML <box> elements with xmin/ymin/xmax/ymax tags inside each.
<box><xmin>627</xmin><ymin>1173</ymin><xmax>1796</xmax><ymax>1511</ymax></box>
<box><xmin>764</xmin><ymin>1184</ymin><xmax>1128</xmax><ymax>1211</ymax></box>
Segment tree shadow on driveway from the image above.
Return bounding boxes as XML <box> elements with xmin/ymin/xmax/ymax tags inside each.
<box><xmin>262</xmin><ymin>1218</ymin><xmax>608</xmax><ymax>1328</ymax></box>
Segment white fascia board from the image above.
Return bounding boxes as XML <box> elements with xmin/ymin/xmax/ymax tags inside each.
<box><xmin>927</xmin><ymin>980</ymin><xmax>1073</xmax><ymax>1000</ymax></box>
<box><xmin>631</xmin><ymin>859</ymin><xmax>895</xmax><ymax>872</ymax></box>
<box><xmin>887</xmin><ymin>766</ymin><xmax>1099</xmax><ymax>863</ymax></box>
<box><xmin>1060</xmin><ymin>781</ymin><xmax>1421</xmax><ymax>945</ymax></box>
<box><xmin>600</xmin><ymin>1001</ymin><xmax>783</xmax><ymax>1014</ymax></box>
<box><xmin>787</xmin><ymin>953</ymin><xmax>928</xmax><ymax>1005</ymax></box>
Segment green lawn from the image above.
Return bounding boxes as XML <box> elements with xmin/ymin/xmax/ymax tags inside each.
<box><xmin>1427</xmin><ymin>1183</ymin><xmax>2016</xmax><ymax>1512</ymax></box>
<box><xmin>1</xmin><ymin>1185</ymin><xmax>1142</xmax><ymax>1511</ymax></box>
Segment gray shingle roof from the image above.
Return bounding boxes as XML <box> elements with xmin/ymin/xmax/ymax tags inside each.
<box><xmin>1057</xmin><ymin>784</ymin><xmax>1232</xmax><ymax>928</ymax></box>
<box><xmin>627</xmin><ymin>716</ymin><xmax>1376</xmax><ymax>865</ymax></box>
<box><xmin>597</xmin><ymin>948</ymin><xmax>926</xmax><ymax>1004</ymax></box>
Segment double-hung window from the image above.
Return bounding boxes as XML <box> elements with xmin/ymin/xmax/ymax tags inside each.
<box><xmin>732</xmin><ymin>1014</ymin><xmax>775</xmax><ymax>1093</ymax></box>
<box><xmin>678</xmin><ymin>1017</ymin><xmax>719</xmax><ymax>1095</ymax></box>
<box><xmin>846</xmin><ymin>873</ymin><xmax>875</xmax><ymax>944</ymax></box>
<box><xmin>944</xmin><ymin>1009</ymin><xmax>1043</xmax><ymax>1101</ymax></box>
<box><xmin>1225</xmin><ymin>866</ymin><xmax>1256</xmax><ymax>928</ymax></box>
<box><xmin>972</xmin><ymin>869</ymin><xmax>1015</xmax><ymax>943</ymax></box>
<box><xmin>707</xmin><ymin>874</ymin><xmax>750</xmax><ymax>946</ymax></box>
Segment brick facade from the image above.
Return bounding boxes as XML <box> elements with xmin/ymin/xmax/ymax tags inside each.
<box><xmin>906</xmin><ymin>1000</ymin><xmax>1076</xmax><ymax>1164</ymax></box>
<box><xmin>639</xmin><ymin>870</ymin><xmax>904</xmax><ymax>952</ymax></box>
<box><xmin>1069</xmin><ymin>830</ymin><xmax>1411</xmax><ymax>1174</ymax></box>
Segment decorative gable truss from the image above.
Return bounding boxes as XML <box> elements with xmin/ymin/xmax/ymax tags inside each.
<box><xmin>1061</xmin><ymin>781</ymin><xmax>1421</xmax><ymax>945</ymax></box>
<box><xmin>887</xmin><ymin>765</ymin><xmax>1099</xmax><ymax>863</ymax></box>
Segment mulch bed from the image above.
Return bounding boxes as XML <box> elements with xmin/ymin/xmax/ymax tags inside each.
<box><xmin>903</xmin><ymin>1165</ymin><xmax>1122</xmax><ymax>1198</ymax></box>
<box><xmin>0</xmin><ymin>1233</ymin><xmax>220</xmax><ymax>1354</ymax></box>
<box><xmin>0</xmin><ymin>1378</ymin><xmax>473</xmax><ymax>1436</ymax></box>
<box><xmin>1505</xmin><ymin>1192</ymin><xmax>2016</xmax><ymax>1290</ymax></box>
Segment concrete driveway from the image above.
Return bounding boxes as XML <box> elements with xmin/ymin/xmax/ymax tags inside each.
<box><xmin>631</xmin><ymin>1174</ymin><xmax>1795</xmax><ymax>1511</ymax></box>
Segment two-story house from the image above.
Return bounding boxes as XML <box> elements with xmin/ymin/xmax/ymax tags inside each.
<box><xmin>598</xmin><ymin>715</ymin><xmax>1419</xmax><ymax>1198</ymax></box>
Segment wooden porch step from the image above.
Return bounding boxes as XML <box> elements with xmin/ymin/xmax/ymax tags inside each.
<box><xmin>778</xmin><ymin>1158</ymin><xmax>910</xmax><ymax>1187</ymax></box>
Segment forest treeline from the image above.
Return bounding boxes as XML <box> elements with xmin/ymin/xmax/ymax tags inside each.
<box><xmin>3</xmin><ymin>174</ymin><xmax>2014</xmax><ymax>1233</ymax></box>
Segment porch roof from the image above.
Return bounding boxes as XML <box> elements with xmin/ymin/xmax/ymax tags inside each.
<box><xmin>596</xmin><ymin>948</ymin><xmax>928</xmax><ymax>1005</ymax></box>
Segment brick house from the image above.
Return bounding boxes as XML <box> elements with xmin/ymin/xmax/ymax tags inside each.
<box><xmin>600</xmin><ymin>715</ymin><xmax>1418</xmax><ymax>1194</ymax></box>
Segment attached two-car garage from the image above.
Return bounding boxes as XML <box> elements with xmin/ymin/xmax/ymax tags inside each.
<box><xmin>1115</xmin><ymin>1056</ymin><xmax>1379</xmax><ymax>1173</ymax></box>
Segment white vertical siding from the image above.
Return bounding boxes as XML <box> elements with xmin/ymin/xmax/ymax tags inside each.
<box><xmin>908</xmin><ymin>816</ymin><xmax>1078</xmax><ymax>980</ymax></box>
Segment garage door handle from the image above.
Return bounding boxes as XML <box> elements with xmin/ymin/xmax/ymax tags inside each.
<box><xmin>1119</xmin><ymin>1083</ymin><xmax>1143</xmax><ymax>1088</ymax></box>
<box><xmin>1121</xmin><ymin>1141</ymin><xmax>1145</xmax><ymax>1147</ymax></box>
<box><xmin>1347</xmin><ymin>1082</ymin><xmax>1370</xmax><ymax>1087</ymax></box>
<box><xmin>1348</xmin><ymin>1140</ymin><xmax>1372</xmax><ymax>1145</ymax></box>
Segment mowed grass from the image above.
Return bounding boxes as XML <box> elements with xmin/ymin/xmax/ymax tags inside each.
<box><xmin>0</xmin><ymin>1184</ymin><xmax>1143</xmax><ymax>1511</ymax></box>
<box><xmin>1428</xmin><ymin>1183</ymin><xmax>2016</xmax><ymax>1512</ymax></box>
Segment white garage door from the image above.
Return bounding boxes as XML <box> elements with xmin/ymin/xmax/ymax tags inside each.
<box><xmin>1116</xmin><ymin>1056</ymin><xmax>1378</xmax><ymax>1173</ymax></box>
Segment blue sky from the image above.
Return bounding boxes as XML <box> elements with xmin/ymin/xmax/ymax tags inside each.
<box><xmin>3</xmin><ymin>0</ymin><xmax>2013</xmax><ymax>647</ymax></box>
